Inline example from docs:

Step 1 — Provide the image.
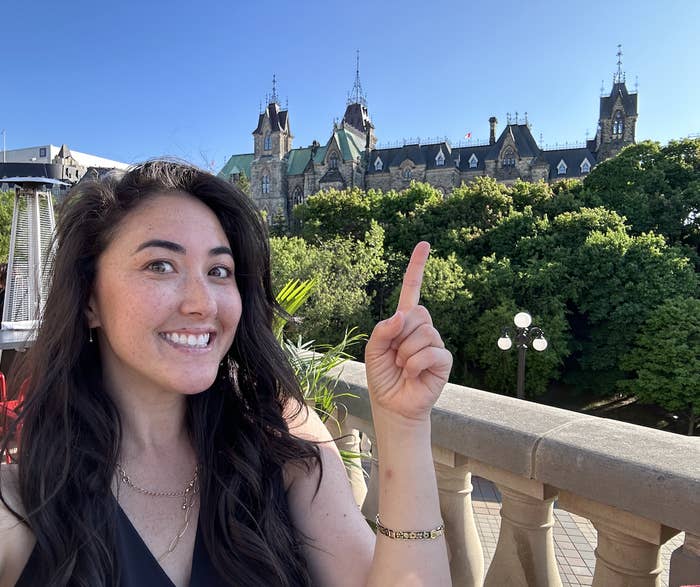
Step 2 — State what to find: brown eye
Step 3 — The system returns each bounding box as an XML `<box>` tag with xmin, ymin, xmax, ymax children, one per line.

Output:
<box><xmin>209</xmin><ymin>266</ymin><xmax>232</xmax><ymax>278</ymax></box>
<box><xmin>147</xmin><ymin>261</ymin><xmax>174</xmax><ymax>273</ymax></box>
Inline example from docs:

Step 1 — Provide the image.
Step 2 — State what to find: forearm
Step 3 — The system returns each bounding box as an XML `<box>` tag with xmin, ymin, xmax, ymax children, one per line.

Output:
<box><xmin>367</xmin><ymin>406</ymin><xmax>451</xmax><ymax>586</ymax></box>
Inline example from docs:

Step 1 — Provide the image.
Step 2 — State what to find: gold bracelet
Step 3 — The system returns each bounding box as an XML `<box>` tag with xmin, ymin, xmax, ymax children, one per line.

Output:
<box><xmin>375</xmin><ymin>515</ymin><xmax>445</xmax><ymax>540</ymax></box>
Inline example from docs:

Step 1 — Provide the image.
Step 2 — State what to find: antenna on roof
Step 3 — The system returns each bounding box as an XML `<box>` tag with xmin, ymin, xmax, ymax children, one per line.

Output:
<box><xmin>613</xmin><ymin>44</ymin><xmax>625</xmax><ymax>84</ymax></box>
<box><xmin>348</xmin><ymin>49</ymin><xmax>367</xmax><ymax>107</ymax></box>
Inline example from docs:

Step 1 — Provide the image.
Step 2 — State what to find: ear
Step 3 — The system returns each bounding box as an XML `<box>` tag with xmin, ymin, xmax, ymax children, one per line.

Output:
<box><xmin>85</xmin><ymin>294</ymin><xmax>101</xmax><ymax>328</ymax></box>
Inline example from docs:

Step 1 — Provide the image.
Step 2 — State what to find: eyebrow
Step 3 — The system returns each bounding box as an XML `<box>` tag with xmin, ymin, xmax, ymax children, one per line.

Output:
<box><xmin>134</xmin><ymin>239</ymin><xmax>234</xmax><ymax>258</ymax></box>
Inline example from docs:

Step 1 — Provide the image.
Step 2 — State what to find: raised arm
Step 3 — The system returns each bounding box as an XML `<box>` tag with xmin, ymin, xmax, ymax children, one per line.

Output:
<box><xmin>363</xmin><ymin>241</ymin><xmax>451</xmax><ymax>585</ymax></box>
<box><xmin>286</xmin><ymin>242</ymin><xmax>451</xmax><ymax>586</ymax></box>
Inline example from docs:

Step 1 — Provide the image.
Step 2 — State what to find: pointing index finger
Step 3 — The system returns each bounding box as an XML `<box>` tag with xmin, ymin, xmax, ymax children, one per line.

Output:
<box><xmin>397</xmin><ymin>241</ymin><xmax>430</xmax><ymax>312</ymax></box>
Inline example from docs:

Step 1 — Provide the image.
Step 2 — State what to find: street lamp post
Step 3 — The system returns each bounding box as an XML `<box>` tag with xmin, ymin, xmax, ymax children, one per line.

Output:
<box><xmin>497</xmin><ymin>311</ymin><xmax>548</xmax><ymax>400</ymax></box>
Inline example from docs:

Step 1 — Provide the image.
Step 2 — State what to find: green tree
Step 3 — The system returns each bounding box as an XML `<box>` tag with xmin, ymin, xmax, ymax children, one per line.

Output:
<box><xmin>270</xmin><ymin>222</ymin><xmax>386</xmax><ymax>344</ymax></box>
<box><xmin>620</xmin><ymin>297</ymin><xmax>700</xmax><ymax>435</ymax></box>
<box><xmin>0</xmin><ymin>191</ymin><xmax>15</xmax><ymax>263</ymax></box>
<box><xmin>582</xmin><ymin>139</ymin><xmax>700</xmax><ymax>246</ymax></box>
<box><xmin>295</xmin><ymin>187</ymin><xmax>379</xmax><ymax>241</ymax></box>
<box><xmin>569</xmin><ymin>229</ymin><xmax>698</xmax><ymax>392</ymax></box>
<box><xmin>235</xmin><ymin>171</ymin><xmax>250</xmax><ymax>196</ymax></box>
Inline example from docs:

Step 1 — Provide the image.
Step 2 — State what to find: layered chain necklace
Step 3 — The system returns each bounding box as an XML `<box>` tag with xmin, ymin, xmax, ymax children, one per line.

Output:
<box><xmin>115</xmin><ymin>463</ymin><xmax>200</xmax><ymax>562</ymax></box>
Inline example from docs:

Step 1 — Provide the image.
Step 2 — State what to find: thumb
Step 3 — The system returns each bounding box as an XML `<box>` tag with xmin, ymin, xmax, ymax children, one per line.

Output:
<box><xmin>366</xmin><ymin>311</ymin><xmax>404</xmax><ymax>356</ymax></box>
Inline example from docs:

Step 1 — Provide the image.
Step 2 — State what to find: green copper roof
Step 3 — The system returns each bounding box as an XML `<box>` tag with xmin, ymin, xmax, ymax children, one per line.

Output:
<box><xmin>334</xmin><ymin>127</ymin><xmax>363</xmax><ymax>162</ymax></box>
<box><xmin>287</xmin><ymin>148</ymin><xmax>314</xmax><ymax>175</ymax></box>
<box><xmin>218</xmin><ymin>153</ymin><xmax>253</xmax><ymax>180</ymax></box>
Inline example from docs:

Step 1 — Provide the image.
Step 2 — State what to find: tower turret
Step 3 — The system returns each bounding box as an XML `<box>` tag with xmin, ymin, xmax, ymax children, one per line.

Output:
<box><xmin>341</xmin><ymin>50</ymin><xmax>376</xmax><ymax>149</ymax></box>
<box><xmin>595</xmin><ymin>45</ymin><xmax>638</xmax><ymax>160</ymax></box>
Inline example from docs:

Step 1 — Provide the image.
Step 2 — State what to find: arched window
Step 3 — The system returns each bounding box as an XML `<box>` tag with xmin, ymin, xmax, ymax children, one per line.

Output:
<box><xmin>402</xmin><ymin>167</ymin><xmax>412</xmax><ymax>180</ymax></box>
<box><xmin>264</xmin><ymin>132</ymin><xmax>272</xmax><ymax>151</ymax></box>
<box><xmin>262</xmin><ymin>174</ymin><xmax>270</xmax><ymax>194</ymax></box>
<box><xmin>292</xmin><ymin>186</ymin><xmax>304</xmax><ymax>206</ymax></box>
<box><xmin>502</xmin><ymin>148</ymin><xmax>516</xmax><ymax>168</ymax></box>
<box><xmin>612</xmin><ymin>111</ymin><xmax>624</xmax><ymax>138</ymax></box>
<box><xmin>329</xmin><ymin>152</ymin><xmax>339</xmax><ymax>169</ymax></box>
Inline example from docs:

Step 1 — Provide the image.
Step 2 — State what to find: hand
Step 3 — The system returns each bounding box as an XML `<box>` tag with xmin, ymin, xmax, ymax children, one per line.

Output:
<box><xmin>364</xmin><ymin>242</ymin><xmax>453</xmax><ymax>423</ymax></box>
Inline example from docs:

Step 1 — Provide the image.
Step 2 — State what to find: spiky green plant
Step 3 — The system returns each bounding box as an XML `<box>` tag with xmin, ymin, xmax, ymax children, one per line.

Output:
<box><xmin>275</xmin><ymin>280</ymin><xmax>368</xmax><ymax>471</ymax></box>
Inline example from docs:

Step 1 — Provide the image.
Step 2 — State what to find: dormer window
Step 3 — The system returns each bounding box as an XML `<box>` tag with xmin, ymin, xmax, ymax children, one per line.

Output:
<box><xmin>374</xmin><ymin>157</ymin><xmax>383</xmax><ymax>171</ymax></box>
<box><xmin>264</xmin><ymin>132</ymin><xmax>272</xmax><ymax>151</ymax></box>
<box><xmin>557</xmin><ymin>159</ymin><xmax>567</xmax><ymax>175</ymax></box>
<box><xmin>469</xmin><ymin>153</ymin><xmax>478</xmax><ymax>169</ymax></box>
<box><xmin>612</xmin><ymin>110</ymin><xmax>624</xmax><ymax>139</ymax></box>
<box><xmin>580</xmin><ymin>158</ymin><xmax>591</xmax><ymax>174</ymax></box>
<box><xmin>502</xmin><ymin>148</ymin><xmax>516</xmax><ymax>168</ymax></box>
<box><xmin>435</xmin><ymin>149</ymin><xmax>445</xmax><ymax>167</ymax></box>
<box><xmin>402</xmin><ymin>167</ymin><xmax>412</xmax><ymax>180</ymax></box>
<box><xmin>262</xmin><ymin>174</ymin><xmax>270</xmax><ymax>194</ymax></box>
<box><xmin>329</xmin><ymin>152</ymin><xmax>339</xmax><ymax>169</ymax></box>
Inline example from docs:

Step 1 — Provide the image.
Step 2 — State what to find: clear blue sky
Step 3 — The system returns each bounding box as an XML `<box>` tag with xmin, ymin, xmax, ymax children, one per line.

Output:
<box><xmin>4</xmin><ymin>0</ymin><xmax>699</xmax><ymax>171</ymax></box>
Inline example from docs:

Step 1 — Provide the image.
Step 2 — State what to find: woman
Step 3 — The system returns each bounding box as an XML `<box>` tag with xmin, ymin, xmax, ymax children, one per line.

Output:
<box><xmin>0</xmin><ymin>160</ymin><xmax>452</xmax><ymax>586</ymax></box>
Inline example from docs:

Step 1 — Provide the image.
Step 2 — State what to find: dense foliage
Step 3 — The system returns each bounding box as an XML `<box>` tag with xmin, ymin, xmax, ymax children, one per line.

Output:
<box><xmin>270</xmin><ymin>139</ymin><xmax>700</xmax><ymax>433</ymax></box>
<box><xmin>0</xmin><ymin>191</ymin><xmax>14</xmax><ymax>263</ymax></box>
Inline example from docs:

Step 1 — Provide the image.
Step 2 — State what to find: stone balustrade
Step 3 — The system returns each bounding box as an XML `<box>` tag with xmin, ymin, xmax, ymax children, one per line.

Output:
<box><xmin>328</xmin><ymin>359</ymin><xmax>700</xmax><ymax>586</ymax></box>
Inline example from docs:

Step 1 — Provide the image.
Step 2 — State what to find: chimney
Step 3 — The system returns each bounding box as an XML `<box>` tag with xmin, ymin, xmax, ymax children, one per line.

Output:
<box><xmin>489</xmin><ymin>117</ymin><xmax>498</xmax><ymax>145</ymax></box>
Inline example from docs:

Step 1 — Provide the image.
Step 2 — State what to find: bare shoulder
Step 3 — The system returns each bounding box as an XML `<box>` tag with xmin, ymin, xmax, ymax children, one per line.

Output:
<box><xmin>282</xmin><ymin>399</ymin><xmax>336</xmax><ymax>490</ymax></box>
<box><xmin>283</xmin><ymin>399</ymin><xmax>335</xmax><ymax>444</ymax></box>
<box><xmin>0</xmin><ymin>463</ymin><xmax>35</xmax><ymax>586</ymax></box>
<box><xmin>282</xmin><ymin>400</ymin><xmax>375</xmax><ymax>585</ymax></box>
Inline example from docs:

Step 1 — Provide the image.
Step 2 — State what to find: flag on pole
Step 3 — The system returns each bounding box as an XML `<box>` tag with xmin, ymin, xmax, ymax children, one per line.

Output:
<box><xmin>464</xmin><ymin>132</ymin><xmax>472</xmax><ymax>139</ymax></box>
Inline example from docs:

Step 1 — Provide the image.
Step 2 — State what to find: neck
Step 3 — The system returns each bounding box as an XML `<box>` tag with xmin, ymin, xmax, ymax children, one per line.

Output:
<box><xmin>107</xmin><ymin>383</ymin><xmax>193</xmax><ymax>466</ymax></box>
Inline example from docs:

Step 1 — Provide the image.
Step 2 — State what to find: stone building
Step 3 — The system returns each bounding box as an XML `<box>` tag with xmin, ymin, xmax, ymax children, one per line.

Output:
<box><xmin>219</xmin><ymin>51</ymin><xmax>638</xmax><ymax>223</ymax></box>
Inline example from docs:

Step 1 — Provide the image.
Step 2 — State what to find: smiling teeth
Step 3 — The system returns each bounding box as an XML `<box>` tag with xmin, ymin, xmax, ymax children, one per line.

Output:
<box><xmin>163</xmin><ymin>332</ymin><xmax>210</xmax><ymax>348</ymax></box>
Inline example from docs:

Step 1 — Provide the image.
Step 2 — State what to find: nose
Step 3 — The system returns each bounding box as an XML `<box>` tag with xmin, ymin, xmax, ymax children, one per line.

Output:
<box><xmin>179</xmin><ymin>273</ymin><xmax>217</xmax><ymax>317</ymax></box>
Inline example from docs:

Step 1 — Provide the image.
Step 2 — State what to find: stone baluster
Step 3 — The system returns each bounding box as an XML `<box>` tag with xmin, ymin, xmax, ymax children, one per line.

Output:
<box><xmin>360</xmin><ymin>429</ymin><xmax>379</xmax><ymax>523</ymax></box>
<box><xmin>333</xmin><ymin>415</ymin><xmax>368</xmax><ymax>507</ymax></box>
<box><xmin>557</xmin><ymin>490</ymin><xmax>679</xmax><ymax>587</ymax></box>
<box><xmin>670</xmin><ymin>533</ymin><xmax>700</xmax><ymax>587</ymax></box>
<box><xmin>484</xmin><ymin>484</ymin><xmax>562</xmax><ymax>586</ymax></box>
<box><xmin>433</xmin><ymin>451</ymin><xmax>484</xmax><ymax>587</ymax></box>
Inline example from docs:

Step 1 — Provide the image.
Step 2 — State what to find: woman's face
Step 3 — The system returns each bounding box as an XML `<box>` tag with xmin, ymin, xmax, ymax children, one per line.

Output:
<box><xmin>87</xmin><ymin>192</ymin><xmax>242</xmax><ymax>399</ymax></box>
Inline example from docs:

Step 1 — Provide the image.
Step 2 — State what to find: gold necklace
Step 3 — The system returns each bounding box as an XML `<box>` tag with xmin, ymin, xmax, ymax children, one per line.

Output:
<box><xmin>116</xmin><ymin>463</ymin><xmax>200</xmax><ymax>562</ymax></box>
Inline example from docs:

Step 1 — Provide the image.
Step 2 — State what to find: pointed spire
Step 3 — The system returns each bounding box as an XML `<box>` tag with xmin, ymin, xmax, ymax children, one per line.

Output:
<box><xmin>613</xmin><ymin>44</ymin><xmax>625</xmax><ymax>84</ymax></box>
<box><xmin>270</xmin><ymin>74</ymin><xmax>279</xmax><ymax>105</ymax></box>
<box><xmin>348</xmin><ymin>49</ymin><xmax>367</xmax><ymax>107</ymax></box>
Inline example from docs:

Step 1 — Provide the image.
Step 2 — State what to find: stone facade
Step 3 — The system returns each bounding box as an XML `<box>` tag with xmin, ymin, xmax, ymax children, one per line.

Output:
<box><xmin>220</xmin><ymin>61</ymin><xmax>638</xmax><ymax>225</ymax></box>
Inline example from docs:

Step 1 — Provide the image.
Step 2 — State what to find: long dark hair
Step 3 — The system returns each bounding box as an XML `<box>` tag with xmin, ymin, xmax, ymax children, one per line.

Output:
<box><xmin>1</xmin><ymin>160</ymin><xmax>320</xmax><ymax>586</ymax></box>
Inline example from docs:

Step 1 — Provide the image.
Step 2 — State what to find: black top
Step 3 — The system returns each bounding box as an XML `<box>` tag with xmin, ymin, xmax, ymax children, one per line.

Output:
<box><xmin>15</xmin><ymin>504</ymin><xmax>229</xmax><ymax>586</ymax></box>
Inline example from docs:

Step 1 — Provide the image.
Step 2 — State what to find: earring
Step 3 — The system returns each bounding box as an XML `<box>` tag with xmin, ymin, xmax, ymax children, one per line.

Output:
<box><xmin>89</xmin><ymin>328</ymin><xmax>94</xmax><ymax>343</ymax></box>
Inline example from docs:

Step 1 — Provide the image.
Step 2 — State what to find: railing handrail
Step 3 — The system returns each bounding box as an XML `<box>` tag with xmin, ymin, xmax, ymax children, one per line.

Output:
<box><xmin>332</xmin><ymin>358</ymin><xmax>700</xmax><ymax>536</ymax></box>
